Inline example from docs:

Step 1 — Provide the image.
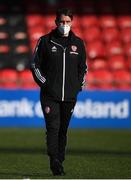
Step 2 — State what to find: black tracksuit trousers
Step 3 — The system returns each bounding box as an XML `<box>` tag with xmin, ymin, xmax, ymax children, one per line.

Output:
<box><xmin>40</xmin><ymin>94</ymin><xmax>76</xmax><ymax>163</ymax></box>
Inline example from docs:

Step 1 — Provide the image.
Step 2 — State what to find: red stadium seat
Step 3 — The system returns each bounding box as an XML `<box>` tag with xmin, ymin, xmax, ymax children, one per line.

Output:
<box><xmin>28</xmin><ymin>26</ymin><xmax>44</xmax><ymax>34</ymax></box>
<box><xmin>108</xmin><ymin>55</ymin><xmax>126</xmax><ymax>71</ymax></box>
<box><xmin>81</xmin><ymin>15</ymin><xmax>99</xmax><ymax>28</ymax></box>
<box><xmin>106</xmin><ymin>41</ymin><xmax>124</xmax><ymax>56</ymax></box>
<box><xmin>26</xmin><ymin>15</ymin><xmax>43</xmax><ymax>27</ymax></box>
<box><xmin>0</xmin><ymin>16</ymin><xmax>7</xmax><ymax>25</ymax></box>
<box><xmin>85</xmin><ymin>71</ymin><xmax>97</xmax><ymax>89</ymax></box>
<box><xmin>113</xmin><ymin>70</ymin><xmax>131</xmax><ymax>90</ymax></box>
<box><xmin>0</xmin><ymin>69</ymin><xmax>18</xmax><ymax>89</ymax></box>
<box><xmin>28</xmin><ymin>27</ymin><xmax>44</xmax><ymax>41</ymax></box>
<box><xmin>102</xmin><ymin>27</ymin><xmax>120</xmax><ymax>43</ymax></box>
<box><xmin>0</xmin><ymin>71</ymin><xmax>3</xmax><ymax>87</ymax></box>
<box><xmin>30</xmin><ymin>41</ymin><xmax>37</xmax><ymax>52</ymax></box>
<box><xmin>44</xmin><ymin>15</ymin><xmax>56</xmax><ymax>29</ymax></box>
<box><xmin>124</xmin><ymin>42</ymin><xmax>131</xmax><ymax>57</ymax></box>
<box><xmin>121</xmin><ymin>28</ymin><xmax>131</xmax><ymax>43</ymax></box>
<box><xmin>86</xmin><ymin>41</ymin><xmax>106</xmax><ymax>59</ymax></box>
<box><xmin>126</xmin><ymin>57</ymin><xmax>131</xmax><ymax>70</ymax></box>
<box><xmin>117</xmin><ymin>16</ymin><xmax>131</xmax><ymax>29</ymax></box>
<box><xmin>99</xmin><ymin>16</ymin><xmax>117</xmax><ymax>29</ymax></box>
<box><xmin>0</xmin><ymin>32</ymin><xmax>9</xmax><ymax>40</ymax></box>
<box><xmin>0</xmin><ymin>45</ymin><xmax>10</xmax><ymax>54</ymax></box>
<box><xmin>83</xmin><ymin>27</ymin><xmax>101</xmax><ymax>43</ymax></box>
<box><xmin>72</xmin><ymin>27</ymin><xmax>83</xmax><ymax>38</ymax></box>
<box><xmin>18</xmin><ymin>70</ymin><xmax>38</xmax><ymax>89</ymax></box>
<box><xmin>13</xmin><ymin>32</ymin><xmax>27</xmax><ymax>40</ymax></box>
<box><xmin>72</xmin><ymin>15</ymin><xmax>80</xmax><ymax>28</ymax></box>
<box><xmin>86</xmin><ymin>70</ymin><xmax>113</xmax><ymax>90</ymax></box>
<box><xmin>14</xmin><ymin>45</ymin><xmax>30</xmax><ymax>54</ymax></box>
<box><xmin>91</xmin><ymin>58</ymin><xmax>107</xmax><ymax>70</ymax></box>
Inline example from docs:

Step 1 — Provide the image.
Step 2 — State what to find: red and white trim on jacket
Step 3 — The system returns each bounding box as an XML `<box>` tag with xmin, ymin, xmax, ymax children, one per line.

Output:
<box><xmin>32</xmin><ymin>38</ymin><xmax>46</xmax><ymax>84</ymax></box>
<box><xmin>34</xmin><ymin>67</ymin><xmax>46</xmax><ymax>83</ymax></box>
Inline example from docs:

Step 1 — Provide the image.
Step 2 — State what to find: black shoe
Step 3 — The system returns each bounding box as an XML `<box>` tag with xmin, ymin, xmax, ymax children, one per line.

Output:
<box><xmin>50</xmin><ymin>158</ymin><xmax>65</xmax><ymax>176</ymax></box>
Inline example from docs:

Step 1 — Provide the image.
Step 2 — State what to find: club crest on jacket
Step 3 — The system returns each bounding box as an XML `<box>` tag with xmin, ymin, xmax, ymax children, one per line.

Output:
<box><xmin>71</xmin><ymin>45</ymin><xmax>77</xmax><ymax>51</ymax></box>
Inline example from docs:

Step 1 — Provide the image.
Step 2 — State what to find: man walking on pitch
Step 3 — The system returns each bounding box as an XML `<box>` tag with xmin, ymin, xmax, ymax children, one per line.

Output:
<box><xmin>31</xmin><ymin>8</ymin><xmax>87</xmax><ymax>176</ymax></box>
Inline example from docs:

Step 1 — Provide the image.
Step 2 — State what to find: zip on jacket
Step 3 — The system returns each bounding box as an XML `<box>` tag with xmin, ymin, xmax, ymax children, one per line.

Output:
<box><xmin>51</xmin><ymin>40</ymin><xmax>66</xmax><ymax>101</ymax></box>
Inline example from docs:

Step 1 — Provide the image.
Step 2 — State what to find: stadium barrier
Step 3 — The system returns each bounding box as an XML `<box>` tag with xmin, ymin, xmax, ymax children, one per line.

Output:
<box><xmin>0</xmin><ymin>89</ymin><xmax>131</xmax><ymax>128</ymax></box>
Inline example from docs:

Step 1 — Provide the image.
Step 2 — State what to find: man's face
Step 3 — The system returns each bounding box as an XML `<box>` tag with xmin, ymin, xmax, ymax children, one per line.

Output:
<box><xmin>57</xmin><ymin>14</ymin><xmax>72</xmax><ymax>28</ymax></box>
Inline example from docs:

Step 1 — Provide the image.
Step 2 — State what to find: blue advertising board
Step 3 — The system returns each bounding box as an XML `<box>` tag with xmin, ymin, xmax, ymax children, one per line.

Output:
<box><xmin>0</xmin><ymin>89</ymin><xmax>131</xmax><ymax>128</ymax></box>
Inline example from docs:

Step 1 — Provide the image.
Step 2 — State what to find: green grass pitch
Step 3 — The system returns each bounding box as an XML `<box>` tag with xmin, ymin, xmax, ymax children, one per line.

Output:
<box><xmin>0</xmin><ymin>128</ymin><xmax>131</xmax><ymax>179</ymax></box>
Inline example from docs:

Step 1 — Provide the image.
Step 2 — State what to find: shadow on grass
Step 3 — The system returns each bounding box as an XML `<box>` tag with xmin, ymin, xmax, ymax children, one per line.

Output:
<box><xmin>0</xmin><ymin>171</ymin><xmax>52</xmax><ymax>179</ymax></box>
<box><xmin>0</xmin><ymin>147</ymin><xmax>131</xmax><ymax>156</ymax></box>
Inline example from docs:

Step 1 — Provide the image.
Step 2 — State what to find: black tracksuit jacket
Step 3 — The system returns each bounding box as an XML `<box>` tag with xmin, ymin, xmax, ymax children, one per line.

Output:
<box><xmin>31</xmin><ymin>29</ymin><xmax>87</xmax><ymax>102</ymax></box>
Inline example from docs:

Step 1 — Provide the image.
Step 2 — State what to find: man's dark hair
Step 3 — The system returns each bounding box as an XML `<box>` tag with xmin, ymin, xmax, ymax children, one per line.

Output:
<box><xmin>56</xmin><ymin>8</ymin><xmax>73</xmax><ymax>21</ymax></box>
